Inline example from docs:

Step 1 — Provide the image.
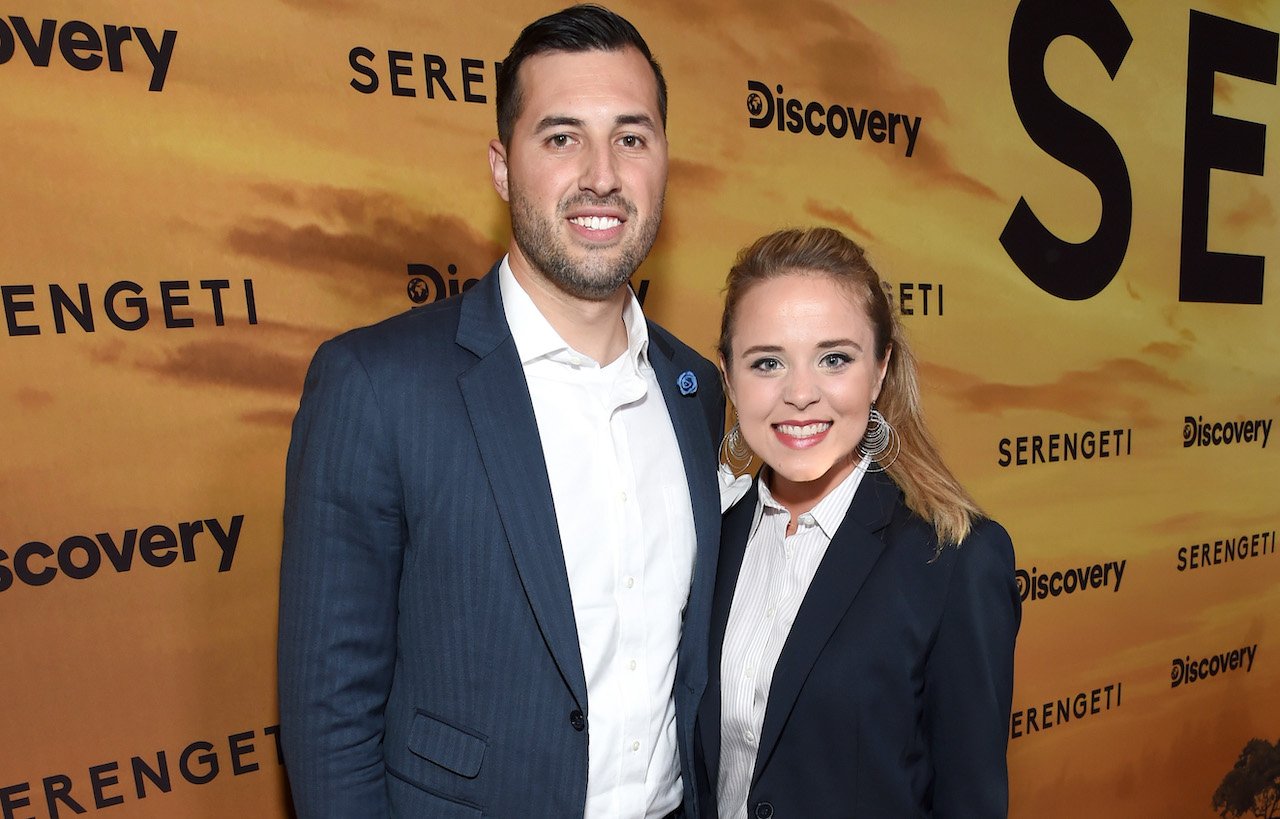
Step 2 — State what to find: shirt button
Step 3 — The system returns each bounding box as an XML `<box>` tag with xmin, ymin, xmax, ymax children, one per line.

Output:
<box><xmin>785</xmin><ymin>546</ymin><xmax>794</xmax><ymax>559</ymax></box>
<box><xmin>744</xmin><ymin>729</ymin><xmax>756</xmax><ymax>743</ymax></box>
<box><xmin>629</xmin><ymin>659</ymin><xmax>637</xmax><ymax>671</ymax></box>
<box><xmin>765</xmin><ymin>606</ymin><xmax>776</xmax><ymax>618</ymax></box>
<box><xmin>631</xmin><ymin>740</ymin><xmax>641</xmax><ymax>751</ymax></box>
<box><xmin>744</xmin><ymin>665</ymin><xmax>754</xmax><ymax>678</ymax></box>
<box><xmin>625</xmin><ymin>576</ymin><xmax>635</xmax><ymax>589</ymax></box>
<box><xmin>569</xmin><ymin>355</ymin><xmax>582</xmax><ymax>366</ymax></box>
<box><xmin>619</xmin><ymin>490</ymin><xmax>628</xmax><ymax>502</ymax></box>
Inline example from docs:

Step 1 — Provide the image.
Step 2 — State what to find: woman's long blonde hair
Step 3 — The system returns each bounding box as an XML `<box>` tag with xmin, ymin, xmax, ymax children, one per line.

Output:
<box><xmin>719</xmin><ymin>227</ymin><xmax>981</xmax><ymax>546</ymax></box>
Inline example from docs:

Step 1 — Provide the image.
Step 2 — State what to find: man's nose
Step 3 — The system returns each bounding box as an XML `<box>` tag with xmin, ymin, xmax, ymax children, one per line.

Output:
<box><xmin>578</xmin><ymin>141</ymin><xmax>621</xmax><ymax>197</ymax></box>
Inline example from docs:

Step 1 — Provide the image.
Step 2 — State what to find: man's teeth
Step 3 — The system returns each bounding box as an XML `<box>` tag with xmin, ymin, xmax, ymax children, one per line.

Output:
<box><xmin>570</xmin><ymin>216</ymin><xmax>621</xmax><ymax>231</ymax></box>
<box><xmin>777</xmin><ymin>422</ymin><xmax>831</xmax><ymax>437</ymax></box>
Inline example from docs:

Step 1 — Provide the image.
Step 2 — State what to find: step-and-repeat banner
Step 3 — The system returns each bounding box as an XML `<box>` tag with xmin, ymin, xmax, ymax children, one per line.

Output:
<box><xmin>2</xmin><ymin>1</ymin><xmax>1276</xmax><ymax>816</ymax></box>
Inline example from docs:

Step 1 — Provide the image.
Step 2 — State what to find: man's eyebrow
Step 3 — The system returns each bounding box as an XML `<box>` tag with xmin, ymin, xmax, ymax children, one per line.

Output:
<box><xmin>534</xmin><ymin>115</ymin><xmax>584</xmax><ymax>132</ymax></box>
<box><xmin>615</xmin><ymin>113</ymin><xmax>658</xmax><ymax>130</ymax></box>
<box><xmin>532</xmin><ymin>114</ymin><xmax>658</xmax><ymax>132</ymax></box>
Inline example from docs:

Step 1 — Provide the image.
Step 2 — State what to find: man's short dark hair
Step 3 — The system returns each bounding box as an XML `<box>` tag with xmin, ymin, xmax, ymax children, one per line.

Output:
<box><xmin>496</xmin><ymin>4</ymin><xmax>667</xmax><ymax>146</ymax></box>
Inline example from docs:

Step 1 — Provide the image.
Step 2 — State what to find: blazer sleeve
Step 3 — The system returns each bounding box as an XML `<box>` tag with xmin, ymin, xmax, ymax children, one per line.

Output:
<box><xmin>924</xmin><ymin>519</ymin><xmax>1021</xmax><ymax>818</ymax></box>
<box><xmin>278</xmin><ymin>338</ymin><xmax>406</xmax><ymax>818</ymax></box>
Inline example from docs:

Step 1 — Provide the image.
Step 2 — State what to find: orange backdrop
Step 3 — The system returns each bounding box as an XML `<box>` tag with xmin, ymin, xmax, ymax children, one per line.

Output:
<box><xmin>2</xmin><ymin>1</ymin><xmax>1277</xmax><ymax>816</ymax></box>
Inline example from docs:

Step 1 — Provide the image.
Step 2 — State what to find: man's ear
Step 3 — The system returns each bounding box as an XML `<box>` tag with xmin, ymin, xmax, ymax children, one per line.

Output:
<box><xmin>489</xmin><ymin>139</ymin><xmax>511</xmax><ymax>202</ymax></box>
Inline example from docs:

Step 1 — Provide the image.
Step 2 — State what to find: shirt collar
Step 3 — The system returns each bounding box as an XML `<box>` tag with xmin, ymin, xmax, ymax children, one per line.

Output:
<box><xmin>499</xmin><ymin>255</ymin><xmax>650</xmax><ymax>369</ymax></box>
<box><xmin>754</xmin><ymin>455</ymin><xmax>872</xmax><ymax>540</ymax></box>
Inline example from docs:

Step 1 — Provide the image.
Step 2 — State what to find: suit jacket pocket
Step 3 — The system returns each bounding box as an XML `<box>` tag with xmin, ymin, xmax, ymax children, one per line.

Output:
<box><xmin>407</xmin><ymin>710</ymin><xmax>488</xmax><ymax>779</ymax></box>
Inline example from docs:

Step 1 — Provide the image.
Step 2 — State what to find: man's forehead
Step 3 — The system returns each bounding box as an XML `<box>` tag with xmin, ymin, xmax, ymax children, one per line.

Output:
<box><xmin>517</xmin><ymin>47</ymin><xmax>660</xmax><ymax>110</ymax></box>
<box><xmin>524</xmin><ymin>44</ymin><xmax>646</xmax><ymax>69</ymax></box>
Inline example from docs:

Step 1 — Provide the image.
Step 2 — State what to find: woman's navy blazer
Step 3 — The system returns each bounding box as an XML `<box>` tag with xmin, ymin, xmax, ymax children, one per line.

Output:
<box><xmin>696</xmin><ymin>470</ymin><xmax>1020</xmax><ymax>818</ymax></box>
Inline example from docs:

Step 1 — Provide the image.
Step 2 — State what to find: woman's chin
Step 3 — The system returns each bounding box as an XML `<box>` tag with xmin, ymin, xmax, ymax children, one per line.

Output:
<box><xmin>765</xmin><ymin>455</ymin><xmax>854</xmax><ymax>491</ymax></box>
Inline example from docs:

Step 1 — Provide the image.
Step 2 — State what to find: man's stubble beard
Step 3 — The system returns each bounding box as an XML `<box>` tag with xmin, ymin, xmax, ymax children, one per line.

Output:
<box><xmin>509</xmin><ymin>183</ymin><xmax>664</xmax><ymax>302</ymax></box>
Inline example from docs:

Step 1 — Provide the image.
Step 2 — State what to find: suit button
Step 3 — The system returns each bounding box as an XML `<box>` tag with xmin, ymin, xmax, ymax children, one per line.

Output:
<box><xmin>754</xmin><ymin>802</ymin><xmax>774</xmax><ymax>819</ymax></box>
<box><xmin>569</xmin><ymin>709</ymin><xmax>586</xmax><ymax>732</ymax></box>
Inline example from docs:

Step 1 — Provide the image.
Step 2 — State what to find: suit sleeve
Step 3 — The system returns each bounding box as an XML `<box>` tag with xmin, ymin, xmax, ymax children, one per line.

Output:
<box><xmin>278</xmin><ymin>338</ymin><xmax>405</xmax><ymax>818</ymax></box>
<box><xmin>924</xmin><ymin>519</ymin><xmax>1021</xmax><ymax>818</ymax></box>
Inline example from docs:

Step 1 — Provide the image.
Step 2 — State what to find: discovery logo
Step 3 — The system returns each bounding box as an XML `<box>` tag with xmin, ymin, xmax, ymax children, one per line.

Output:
<box><xmin>745</xmin><ymin>80</ymin><xmax>922</xmax><ymax>157</ymax></box>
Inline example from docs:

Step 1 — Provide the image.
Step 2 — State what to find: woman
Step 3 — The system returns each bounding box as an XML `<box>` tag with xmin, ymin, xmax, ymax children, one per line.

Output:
<box><xmin>698</xmin><ymin>227</ymin><xmax>1019</xmax><ymax>819</ymax></box>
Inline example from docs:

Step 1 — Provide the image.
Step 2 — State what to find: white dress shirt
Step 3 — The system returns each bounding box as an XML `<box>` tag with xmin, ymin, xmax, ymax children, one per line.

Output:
<box><xmin>500</xmin><ymin>258</ymin><xmax>696</xmax><ymax>819</ymax></box>
<box><xmin>717</xmin><ymin>457</ymin><xmax>871</xmax><ymax>819</ymax></box>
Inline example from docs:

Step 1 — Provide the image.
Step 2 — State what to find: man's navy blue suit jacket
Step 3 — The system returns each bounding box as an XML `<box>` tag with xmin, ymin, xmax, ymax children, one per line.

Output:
<box><xmin>279</xmin><ymin>265</ymin><xmax>724</xmax><ymax>817</ymax></box>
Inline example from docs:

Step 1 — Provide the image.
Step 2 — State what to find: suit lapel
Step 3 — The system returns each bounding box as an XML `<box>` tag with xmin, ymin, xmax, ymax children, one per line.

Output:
<box><xmin>699</xmin><ymin>480</ymin><xmax>759</xmax><ymax>788</ymax></box>
<box><xmin>456</xmin><ymin>267</ymin><xmax>587</xmax><ymax>708</ymax></box>
<box><xmin>751</xmin><ymin>469</ymin><xmax>900</xmax><ymax>783</ymax></box>
<box><xmin>648</xmin><ymin>331</ymin><xmax>720</xmax><ymax>696</ymax></box>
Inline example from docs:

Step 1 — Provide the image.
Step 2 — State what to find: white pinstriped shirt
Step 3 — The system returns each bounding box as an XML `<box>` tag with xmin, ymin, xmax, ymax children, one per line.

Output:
<box><xmin>717</xmin><ymin>456</ymin><xmax>871</xmax><ymax>819</ymax></box>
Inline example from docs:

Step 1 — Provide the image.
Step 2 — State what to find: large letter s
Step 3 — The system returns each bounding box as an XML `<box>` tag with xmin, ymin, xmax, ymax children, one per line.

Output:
<box><xmin>1001</xmin><ymin>0</ymin><xmax>1133</xmax><ymax>300</ymax></box>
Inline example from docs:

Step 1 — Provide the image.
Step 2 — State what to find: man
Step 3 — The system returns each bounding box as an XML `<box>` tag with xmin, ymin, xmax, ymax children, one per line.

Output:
<box><xmin>277</xmin><ymin>6</ymin><xmax>723</xmax><ymax>817</ymax></box>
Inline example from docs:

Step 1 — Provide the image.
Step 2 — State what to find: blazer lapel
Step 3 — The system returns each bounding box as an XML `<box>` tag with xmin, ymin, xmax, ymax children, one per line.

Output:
<box><xmin>648</xmin><ymin>331</ymin><xmax>721</xmax><ymax>697</ymax></box>
<box><xmin>751</xmin><ymin>469</ymin><xmax>900</xmax><ymax>783</ymax></box>
<box><xmin>455</xmin><ymin>267</ymin><xmax>587</xmax><ymax>709</ymax></box>
<box><xmin>699</xmin><ymin>480</ymin><xmax>760</xmax><ymax>788</ymax></box>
